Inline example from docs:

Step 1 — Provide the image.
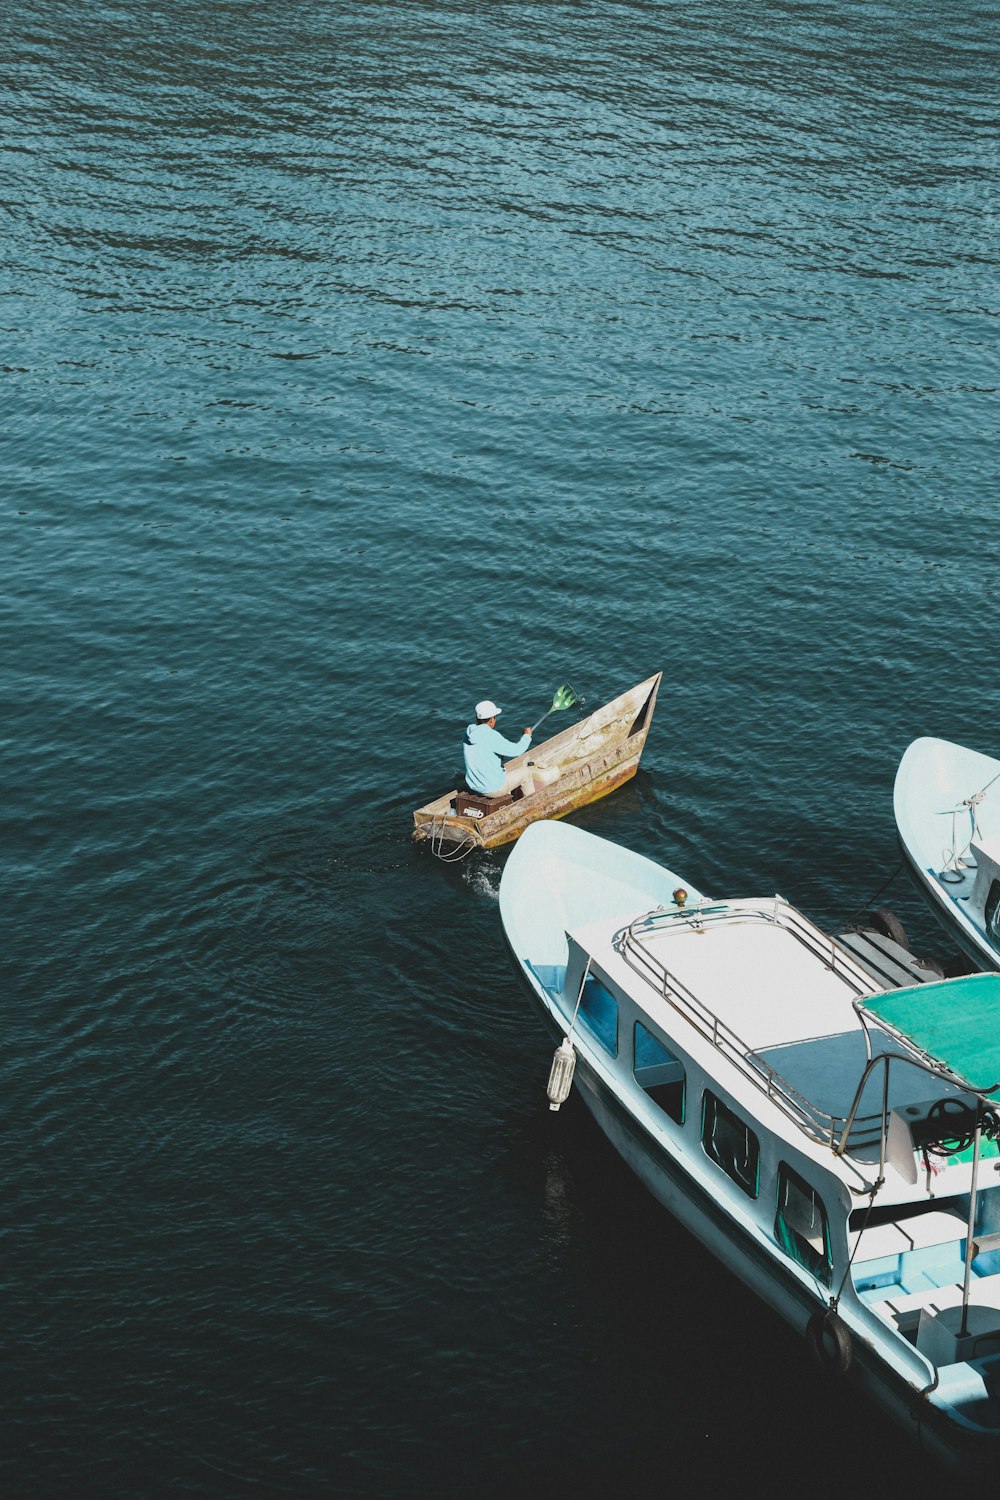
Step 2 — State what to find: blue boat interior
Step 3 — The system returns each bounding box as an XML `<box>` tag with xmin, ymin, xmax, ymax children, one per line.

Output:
<box><xmin>526</xmin><ymin>961</ymin><xmax>567</xmax><ymax>998</ymax></box>
<box><xmin>855</xmin><ymin>1241</ymin><xmax>1000</xmax><ymax>1306</ymax></box>
<box><xmin>852</xmin><ymin>1187</ymin><xmax>1000</xmax><ymax>1319</ymax></box>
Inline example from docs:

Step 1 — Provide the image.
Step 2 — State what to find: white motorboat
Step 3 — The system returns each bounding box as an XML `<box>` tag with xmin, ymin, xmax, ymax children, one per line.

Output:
<box><xmin>895</xmin><ymin>736</ymin><xmax>1000</xmax><ymax>972</ymax></box>
<box><xmin>499</xmin><ymin>820</ymin><xmax>1000</xmax><ymax>1474</ymax></box>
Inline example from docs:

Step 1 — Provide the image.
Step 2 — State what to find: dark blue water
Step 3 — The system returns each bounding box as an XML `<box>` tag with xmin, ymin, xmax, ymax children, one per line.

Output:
<box><xmin>4</xmin><ymin>2</ymin><xmax>998</xmax><ymax>1494</ymax></box>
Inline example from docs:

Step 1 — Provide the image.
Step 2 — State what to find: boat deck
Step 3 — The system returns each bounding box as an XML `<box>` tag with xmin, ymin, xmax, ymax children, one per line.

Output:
<box><xmin>834</xmin><ymin>927</ymin><xmax>945</xmax><ymax>990</ymax></box>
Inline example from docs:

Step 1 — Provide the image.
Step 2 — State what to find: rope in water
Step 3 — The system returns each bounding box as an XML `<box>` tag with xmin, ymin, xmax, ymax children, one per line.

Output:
<box><xmin>428</xmin><ymin>811</ymin><xmax>480</xmax><ymax>862</ymax></box>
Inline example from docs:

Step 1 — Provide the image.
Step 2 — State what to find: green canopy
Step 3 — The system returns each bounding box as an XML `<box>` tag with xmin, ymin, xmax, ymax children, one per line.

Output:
<box><xmin>859</xmin><ymin>973</ymin><xmax>1000</xmax><ymax>1092</ymax></box>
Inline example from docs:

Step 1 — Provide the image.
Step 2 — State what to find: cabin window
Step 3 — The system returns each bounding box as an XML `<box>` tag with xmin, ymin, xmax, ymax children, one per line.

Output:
<box><xmin>633</xmin><ymin>1022</ymin><xmax>685</xmax><ymax>1123</ymax></box>
<box><xmin>986</xmin><ymin>881</ymin><xmax>1000</xmax><ymax>942</ymax></box>
<box><xmin>701</xmin><ymin>1093</ymin><xmax>759</xmax><ymax>1198</ymax></box>
<box><xmin>578</xmin><ymin>974</ymin><xmax>618</xmax><ymax>1057</ymax></box>
<box><xmin>775</xmin><ymin>1164</ymin><xmax>832</xmax><ymax>1286</ymax></box>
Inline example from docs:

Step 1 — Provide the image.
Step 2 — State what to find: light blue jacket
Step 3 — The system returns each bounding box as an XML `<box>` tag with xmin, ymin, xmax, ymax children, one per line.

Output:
<box><xmin>463</xmin><ymin>722</ymin><xmax>531</xmax><ymax>794</ymax></box>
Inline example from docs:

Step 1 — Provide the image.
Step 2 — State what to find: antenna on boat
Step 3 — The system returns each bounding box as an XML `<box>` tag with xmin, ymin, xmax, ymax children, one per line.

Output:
<box><xmin>531</xmin><ymin>683</ymin><xmax>583</xmax><ymax>736</ymax></box>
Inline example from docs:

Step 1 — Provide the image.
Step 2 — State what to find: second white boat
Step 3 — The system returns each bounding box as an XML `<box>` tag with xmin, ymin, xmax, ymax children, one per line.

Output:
<box><xmin>894</xmin><ymin>736</ymin><xmax>1000</xmax><ymax>971</ymax></box>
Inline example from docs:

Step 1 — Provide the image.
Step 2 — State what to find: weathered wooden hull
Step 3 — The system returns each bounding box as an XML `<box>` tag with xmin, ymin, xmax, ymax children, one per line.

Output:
<box><xmin>412</xmin><ymin>672</ymin><xmax>662</xmax><ymax>851</ymax></box>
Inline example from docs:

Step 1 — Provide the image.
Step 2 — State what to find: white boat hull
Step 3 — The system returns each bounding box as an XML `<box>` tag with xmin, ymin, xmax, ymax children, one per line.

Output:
<box><xmin>894</xmin><ymin>736</ymin><xmax>1000</xmax><ymax>971</ymax></box>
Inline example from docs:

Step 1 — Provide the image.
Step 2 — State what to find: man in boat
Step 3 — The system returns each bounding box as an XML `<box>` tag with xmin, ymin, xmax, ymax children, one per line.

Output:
<box><xmin>463</xmin><ymin>699</ymin><xmax>534</xmax><ymax>798</ymax></box>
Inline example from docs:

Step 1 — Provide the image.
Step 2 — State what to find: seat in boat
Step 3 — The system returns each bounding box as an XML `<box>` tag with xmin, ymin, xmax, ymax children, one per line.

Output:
<box><xmin>454</xmin><ymin>789</ymin><xmax>515</xmax><ymax>816</ymax></box>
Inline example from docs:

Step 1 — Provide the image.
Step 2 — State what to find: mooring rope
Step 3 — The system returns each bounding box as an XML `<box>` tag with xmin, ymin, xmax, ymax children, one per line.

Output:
<box><xmin>843</xmin><ymin>864</ymin><xmax>903</xmax><ymax>930</ymax></box>
<box><xmin>833</xmin><ymin>1181</ymin><xmax>882</xmax><ymax>1309</ymax></box>
<box><xmin>939</xmin><ymin>772</ymin><xmax>999</xmax><ymax>871</ymax></box>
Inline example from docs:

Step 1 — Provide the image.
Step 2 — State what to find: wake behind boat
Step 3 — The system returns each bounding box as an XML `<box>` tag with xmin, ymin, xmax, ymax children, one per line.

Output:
<box><xmin>895</xmin><ymin>736</ymin><xmax>1000</xmax><ymax>972</ymax></box>
<box><xmin>499</xmin><ymin>820</ymin><xmax>1000</xmax><ymax>1474</ymax></box>
<box><xmin>412</xmin><ymin>671</ymin><xmax>661</xmax><ymax>855</ymax></box>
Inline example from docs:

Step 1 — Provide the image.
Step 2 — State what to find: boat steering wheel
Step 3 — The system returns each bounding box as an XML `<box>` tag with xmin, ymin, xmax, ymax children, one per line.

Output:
<box><xmin>923</xmin><ymin>1097</ymin><xmax>977</xmax><ymax>1157</ymax></box>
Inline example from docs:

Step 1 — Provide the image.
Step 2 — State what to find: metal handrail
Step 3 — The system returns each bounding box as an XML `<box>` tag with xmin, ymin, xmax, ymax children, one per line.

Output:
<box><xmin>617</xmin><ymin>898</ymin><xmax>890</xmax><ymax>1152</ymax></box>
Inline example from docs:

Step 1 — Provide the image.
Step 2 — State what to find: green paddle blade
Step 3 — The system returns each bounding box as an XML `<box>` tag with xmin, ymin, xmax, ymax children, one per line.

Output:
<box><xmin>532</xmin><ymin>683</ymin><xmax>581</xmax><ymax>734</ymax></box>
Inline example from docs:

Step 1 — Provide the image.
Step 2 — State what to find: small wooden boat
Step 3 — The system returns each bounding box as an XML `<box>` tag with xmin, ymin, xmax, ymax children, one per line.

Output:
<box><xmin>895</xmin><ymin>736</ymin><xmax>1000</xmax><ymax>971</ymax></box>
<box><xmin>500</xmin><ymin>819</ymin><xmax>1000</xmax><ymax>1474</ymax></box>
<box><xmin>412</xmin><ymin>671</ymin><xmax>662</xmax><ymax>854</ymax></box>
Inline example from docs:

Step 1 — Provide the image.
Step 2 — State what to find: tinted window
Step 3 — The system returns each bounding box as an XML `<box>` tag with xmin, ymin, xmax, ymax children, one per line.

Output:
<box><xmin>634</xmin><ymin>1022</ymin><xmax>684</xmax><ymax>1123</ymax></box>
<box><xmin>702</xmin><ymin>1092</ymin><xmax>759</xmax><ymax>1198</ymax></box>
<box><xmin>578</xmin><ymin>975</ymin><xmax>618</xmax><ymax>1057</ymax></box>
<box><xmin>775</xmin><ymin>1163</ymin><xmax>832</xmax><ymax>1285</ymax></box>
<box><xmin>986</xmin><ymin>881</ymin><xmax>1000</xmax><ymax>941</ymax></box>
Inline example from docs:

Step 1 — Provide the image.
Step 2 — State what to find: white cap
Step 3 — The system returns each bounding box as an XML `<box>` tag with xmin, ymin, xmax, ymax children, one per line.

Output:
<box><xmin>475</xmin><ymin>699</ymin><xmax>502</xmax><ymax>719</ymax></box>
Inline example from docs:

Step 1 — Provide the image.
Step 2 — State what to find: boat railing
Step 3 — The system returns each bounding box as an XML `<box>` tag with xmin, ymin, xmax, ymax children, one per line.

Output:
<box><xmin>617</xmin><ymin>899</ymin><xmax>886</xmax><ymax>1151</ymax></box>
